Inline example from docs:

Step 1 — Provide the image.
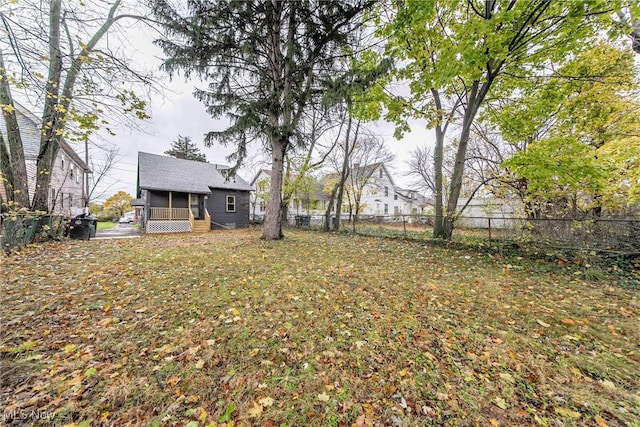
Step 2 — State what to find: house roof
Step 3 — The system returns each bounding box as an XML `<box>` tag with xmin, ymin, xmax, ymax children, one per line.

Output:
<box><xmin>0</xmin><ymin>101</ymin><xmax>89</xmax><ymax>171</ymax></box>
<box><xmin>137</xmin><ymin>152</ymin><xmax>253</xmax><ymax>194</ymax></box>
<box><xmin>351</xmin><ymin>162</ymin><xmax>396</xmax><ymax>187</ymax></box>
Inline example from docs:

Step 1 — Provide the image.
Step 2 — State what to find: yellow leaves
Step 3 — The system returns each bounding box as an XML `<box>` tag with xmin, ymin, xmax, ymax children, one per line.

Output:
<box><xmin>594</xmin><ymin>414</ymin><xmax>608</xmax><ymax>427</ymax></box>
<box><xmin>555</xmin><ymin>407</ymin><xmax>581</xmax><ymax>419</ymax></box>
<box><xmin>63</xmin><ymin>344</ymin><xmax>77</xmax><ymax>353</ymax></box>
<box><xmin>166</xmin><ymin>376</ymin><xmax>181</xmax><ymax>388</ymax></box>
<box><xmin>248</xmin><ymin>402</ymin><xmax>263</xmax><ymax>418</ymax></box>
<box><xmin>0</xmin><ymin>103</ymin><xmax>15</xmax><ymax>113</ymax></box>
<box><xmin>569</xmin><ymin>367</ymin><xmax>582</xmax><ymax>377</ymax></box>
<box><xmin>317</xmin><ymin>392</ymin><xmax>330</xmax><ymax>402</ymax></box>
<box><xmin>494</xmin><ymin>397</ymin><xmax>508</xmax><ymax>410</ymax></box>
<box><xmin>599</xmin><ymin>380</ymin><xmax>616</xmax><ymax>390</ymax></box>
<box><xmin>536</xmin><ymin>319</ymin><xmax>550</xmax><ymax>328</ymax></box>
<box><xmin>498</xmin><ymin>373</ymin><xmax>515</xmax><ymax>383</ymax></box>
<box><xmin>258</xmin><ymin>396</ymin><xmax>274</xmax><ymax>407</ymax></box>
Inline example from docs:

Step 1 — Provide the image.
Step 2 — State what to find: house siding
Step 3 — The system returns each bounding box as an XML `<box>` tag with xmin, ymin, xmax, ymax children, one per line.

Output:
<box><xmin>1</xmin><ymin>106</ymin><xmax>86</xmax><ymax>214</ymax></box>
<box><xmin>207</xmin><ymin>189</ymin><xmax>249</xmax><ymax>229</ymax></box>
<box><xmin>50</xmin><ymin>151</ymin><xmax>85</xmax><ymax>215</ymax></box>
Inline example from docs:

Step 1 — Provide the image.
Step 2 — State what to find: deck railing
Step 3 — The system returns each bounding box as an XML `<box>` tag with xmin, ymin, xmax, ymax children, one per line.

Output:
<box><xmin>149</xmin><ymin>207</ymin><xmax>190</xmax><ymax>220</ymax></box>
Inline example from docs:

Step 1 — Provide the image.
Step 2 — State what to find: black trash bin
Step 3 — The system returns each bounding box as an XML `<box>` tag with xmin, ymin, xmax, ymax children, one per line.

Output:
<box><xmin>294</xmin><ymin>215</ymin><xmax>311</xmax><ymax>228</ymax></box>
<box><xmin>67</xmin><ymin>215</ymin><xmax>95</xmax><ymax>240</ymax></box>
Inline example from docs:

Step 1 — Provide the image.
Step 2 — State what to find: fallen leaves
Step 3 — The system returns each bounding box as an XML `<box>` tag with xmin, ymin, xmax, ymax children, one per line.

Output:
<box><xmin>536</xmin><ymin>319</ymin><xmax>551</xmax><ymax>328</ymax></box>
<box><xmin>1</xmin><ymin>229</ymin><xmax>638</xmax><ymax>426</ymax></box>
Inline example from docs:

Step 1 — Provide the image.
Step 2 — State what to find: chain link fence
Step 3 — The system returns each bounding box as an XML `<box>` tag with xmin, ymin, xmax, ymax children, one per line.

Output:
<box><xmin>285</xmin><ymin>214</ymin><xmax>640</xmax><ymax>258</ymax></box>
<box><xmin>1</xmin><ymin>214</ymin><xmax>66</xmax><ymax>254</ymax></box>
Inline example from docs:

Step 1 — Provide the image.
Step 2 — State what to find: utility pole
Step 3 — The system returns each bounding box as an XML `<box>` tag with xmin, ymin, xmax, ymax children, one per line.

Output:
<box><xmin>84</xmin><ymin>139</ymin><xmax>90</xmax><ymax>212</ymax></box>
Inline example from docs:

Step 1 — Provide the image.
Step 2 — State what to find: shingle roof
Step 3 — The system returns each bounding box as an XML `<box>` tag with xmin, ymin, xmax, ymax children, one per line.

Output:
<box><xmin>137</xmin><ymin>152</ymin><xmax>252</xmax><ymax>194</ymax></box>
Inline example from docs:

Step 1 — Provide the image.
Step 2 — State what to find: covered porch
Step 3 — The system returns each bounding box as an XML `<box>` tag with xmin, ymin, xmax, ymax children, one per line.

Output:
<box><xmin>146</xmin><ymin>191</ymin><xmax>211</xmax><ymax>233</ymax></box>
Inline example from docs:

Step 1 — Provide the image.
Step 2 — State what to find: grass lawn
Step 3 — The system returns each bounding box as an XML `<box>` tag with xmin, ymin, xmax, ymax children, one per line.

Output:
<box><xmin>96</xmin><ymin>221</ymin><xmax>117</xmax><ymax>231</ymax></box>
<box><xmin>1</xmin><ymin>229</ymin><xmax>638</xmax><ymax>426</ymax></box>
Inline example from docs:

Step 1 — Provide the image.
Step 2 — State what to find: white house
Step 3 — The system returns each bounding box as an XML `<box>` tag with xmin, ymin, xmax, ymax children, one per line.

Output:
<box><xmin>0</xmin><ymin>102</ymin><xmax>89</xmax><ymax>215</ymax></box>
<box><xmin>250</xmin><ymin>162</ymin><xmax>430</xmax><ymax>221</ymax></box>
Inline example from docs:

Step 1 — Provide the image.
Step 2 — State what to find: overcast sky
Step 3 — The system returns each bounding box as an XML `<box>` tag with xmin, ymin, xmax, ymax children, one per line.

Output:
<box><xmin>88</xmin><ymin>16</ymin><xmax>434</xmax><ymax>202</ymax></box>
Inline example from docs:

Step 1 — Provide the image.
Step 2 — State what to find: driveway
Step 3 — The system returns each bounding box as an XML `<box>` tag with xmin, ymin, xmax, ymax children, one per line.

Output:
<box><xmin>94</xmin><ymin>223</ymin><xmax>142</xmax><ymax>239</ymax></box>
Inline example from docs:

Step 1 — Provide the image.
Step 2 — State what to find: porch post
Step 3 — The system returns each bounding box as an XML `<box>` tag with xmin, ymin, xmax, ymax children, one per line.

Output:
<box><xmin>169</xmin><ymin>192</ymin><xmax>173</xmax><ymax>220</ymax></box>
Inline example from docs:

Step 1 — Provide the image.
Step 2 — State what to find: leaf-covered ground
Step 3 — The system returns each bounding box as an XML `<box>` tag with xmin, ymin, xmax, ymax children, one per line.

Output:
<box><xmin>1</xmin><ymin>229</ymin><xmax>638</xmax><ymax>426</ymax></box>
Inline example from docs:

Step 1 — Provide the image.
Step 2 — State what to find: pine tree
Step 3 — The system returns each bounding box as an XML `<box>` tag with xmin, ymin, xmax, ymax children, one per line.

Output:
<box><xmin>152</xmin><ymin>0</ymin><xmax>375</xmax><ymax>240</ymax></box>
<box><xmin>164</xmin><ymin>135</ymin><xmax>207</xmax><ymax>162</ymax></box>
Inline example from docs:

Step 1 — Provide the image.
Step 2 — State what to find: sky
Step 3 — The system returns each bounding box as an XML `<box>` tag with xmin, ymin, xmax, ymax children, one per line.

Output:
<box><xmin>88</xmin><ymin>17</ymin><xmax>432</xmax><ymax>202</ymax></box>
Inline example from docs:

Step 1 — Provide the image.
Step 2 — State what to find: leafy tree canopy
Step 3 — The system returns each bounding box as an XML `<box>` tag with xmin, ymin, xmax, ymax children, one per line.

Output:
<box><xmin>103</xmin><ymin>191</ymin><xmax>133</xmax><ymax>218</ymax></box>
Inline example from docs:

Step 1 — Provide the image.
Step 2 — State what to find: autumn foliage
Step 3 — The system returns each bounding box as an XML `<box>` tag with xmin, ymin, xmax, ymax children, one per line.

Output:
<box><xmin>1</xmin><ymin>230</ymin><xmax>638</xmax><ymax>426</ymax></box>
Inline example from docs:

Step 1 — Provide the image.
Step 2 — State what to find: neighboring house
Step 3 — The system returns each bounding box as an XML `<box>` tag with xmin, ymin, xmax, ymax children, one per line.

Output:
<box><xmin>0</xmin><ymin>101</ymin><xmax>89</xmax><ymax>215</ymax></box>
<box><xmin>136</xmin><ymin>152</ymin><xmax>252</xmax><ymax>233</ymax></box>
<box><xmin>249</xmin><ymin>169</ymin><xmax>329</xmax><ymax>220</ymax></box>
<box><xmin>456</xmin><ymin>197</ymin><xmax>523</xmax><ymax>229</ymax></box>
<box><xmin>250</xmin><ymin>162</ymin><xmax>430</xmax><ymax>221</ymax></box>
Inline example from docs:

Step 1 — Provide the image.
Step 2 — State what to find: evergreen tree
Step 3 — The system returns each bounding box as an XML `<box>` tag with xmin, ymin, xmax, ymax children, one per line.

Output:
<box><xmin>152</xmin><ymin>0</ymin><xmax>375</xmax><ymax>240</ymax></box>
<box><xmin>164</xmin><ymin>135</ymin><xmax>207</xmax><ymax>162</ymax></box>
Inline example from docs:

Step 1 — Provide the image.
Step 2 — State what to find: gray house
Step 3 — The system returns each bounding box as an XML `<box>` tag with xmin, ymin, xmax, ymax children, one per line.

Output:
<box><xmin>0</xmin><ymin>101</ymin><xmax>89</xmax><ymax>215</ymax></box>
<box><xmin>136</xmin><ymin>152</ymin><xmax>252</xmax><ymax>233</ymax></box>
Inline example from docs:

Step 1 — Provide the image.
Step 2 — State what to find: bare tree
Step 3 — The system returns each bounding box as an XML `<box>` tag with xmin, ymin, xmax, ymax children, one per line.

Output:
<box><xmin>344</xmin><ymin>134</ymin><xmax>395</xmax><ymax>221</ymax></box>
<box><xmin>87</xmin><ymin>146</ymin><xmax>120</xmax><ymax>203</ymax></box>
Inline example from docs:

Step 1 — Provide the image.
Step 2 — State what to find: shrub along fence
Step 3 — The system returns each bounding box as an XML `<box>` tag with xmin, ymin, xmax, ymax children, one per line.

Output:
<box><xmin>1</xmin><ymin>213</ymin><xmax>66</xmax><ymax>254</ymax></box>
<box><xmin>286</xmin><ymin>214</ymin><xmax>640</xmax><ymax>259</ymax></box>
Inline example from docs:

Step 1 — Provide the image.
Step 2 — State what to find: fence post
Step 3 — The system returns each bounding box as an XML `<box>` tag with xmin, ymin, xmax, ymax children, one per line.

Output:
<box><xmin>403</xmin><ymin>215</ymin><xmax>407</xmax><ymax>238</ymax></box>
<box><xmin>488</xmin><ymin>217</ymin><xmax>492</xmax><ymax>240</ymax></box>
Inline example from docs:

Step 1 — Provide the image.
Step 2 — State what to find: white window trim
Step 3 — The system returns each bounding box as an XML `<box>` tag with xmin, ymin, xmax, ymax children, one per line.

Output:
<box><xmin>226</xmin><ymin>195</ymin><xmax>236</xmax><ymax>212</ymax></box>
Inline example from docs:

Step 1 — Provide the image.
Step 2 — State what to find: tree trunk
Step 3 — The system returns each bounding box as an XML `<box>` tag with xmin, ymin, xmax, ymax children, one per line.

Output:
<box><xmin>432</xmin><ymin>124</ymin><xmax>445</xmax><ymax>238</ymax></box>
<box><xmin>430</xmin><ymin>88</ymin><xmax>446</xmax><ymax>238</ymax></box>
<box><xmin>0</xmin><ymin>50</ymin><xmax>30</xmax><ymax>209</ymax></box>
<box><xmin>32</xmin><ymin>0</ymin><xmax>63</xmax><ymax>212</ymax></box>
<box><xmin>333</xmin><ymin>115</ymin><xmax>357</xmax><ymax>231</ymax></box>
<box><xmin>323</xmin><ymin>183</ymin><xmax>338</xmax><ymax>231</ymax></box>
<box><xmin>33</xmin><ymin>0</ymin><xmax>123</xmax><ymax>211</ymax></box>
<box><xmin>442</xmin><ymin>80</ymin><xmax>488</xmax><ymax>239</ymax></box>
<box><xmin>262</xmin><ymin>137</ymin><xmax>286</xmax><ymax>240</ymax></box>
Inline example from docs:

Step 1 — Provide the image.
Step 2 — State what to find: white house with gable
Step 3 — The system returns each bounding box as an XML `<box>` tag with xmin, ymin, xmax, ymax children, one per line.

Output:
<box><xmin>250</xmin><ymin>162</ymin><xmax>430</xmax><ymax>221</ymax></box>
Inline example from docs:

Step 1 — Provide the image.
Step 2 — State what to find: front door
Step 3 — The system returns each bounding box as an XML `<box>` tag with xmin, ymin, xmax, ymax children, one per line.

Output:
<box><xmin>190</xmin><ymin>195</ymin><xmax>201</xmax><ymax>219</ymax></box>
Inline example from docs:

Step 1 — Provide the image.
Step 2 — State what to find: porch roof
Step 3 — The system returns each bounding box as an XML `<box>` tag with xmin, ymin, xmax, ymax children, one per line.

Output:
<box><xmin>137</xmin><ymin>152</ymin><xmax>253</xmax><ymax>194</ymax></box>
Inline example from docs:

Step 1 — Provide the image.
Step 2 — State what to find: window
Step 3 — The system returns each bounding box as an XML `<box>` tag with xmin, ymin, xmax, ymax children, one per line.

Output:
<box><xmin>394</xmin><ymin>206</ymin><xmax>400</xmax><ymax>215</ymax></box>
<box><xmin>69</xmin><ymin>193</ymin><xmax>73</xmax><ymax>207</ymax></box>
<box><xmin>394</xmin><ymin>194</ymin><xmax>398</xmax><ymax>200</ymax></box>
<box><xmin>60</xmin><ymin>192</ymin><xmax>64</xmax><ymax>208</ymax></box>
<box><xmin>51</xmin><ymin>189</ymin><xmax>56</xmax><ymax>207</ymax></box>
<box><xmin>76</xmin><ymin>169</ymin><xmax>80</xmax><ymax>184</ymax></box>
<box><xmin>384</xmin><ymin>186</ymin><xmax>388</xmax><ymax>197</ymax></box>
<box><xmin>226</xmin><ymin>195</ymin><xmax>236</xmax><ymax>212</ymax></box>
<box><xmin>379</xmin><ymin>168</ymin><xmax>383</xmax><ymax>178</ymax></box>
<box><xmin>70</xmin><ymin>165</ymin><xmax>74</xmax><ymax>180</ymax></box>
<box><xmin>61</xmin><ymin>156</ymin><xmax>65</xmax><ymax>170</ymax></box>
<box><xmin>384</xmin><ymin>204</ymin><xmax>388</xmax><ymax>215</ymax></box>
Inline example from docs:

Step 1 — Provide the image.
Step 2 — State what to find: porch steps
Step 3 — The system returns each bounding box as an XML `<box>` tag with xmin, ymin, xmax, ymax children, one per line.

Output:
<box><xmin>191</xmin><ymin>220</ymin><xmax>210</xmax><ymax>233</ymax></box>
